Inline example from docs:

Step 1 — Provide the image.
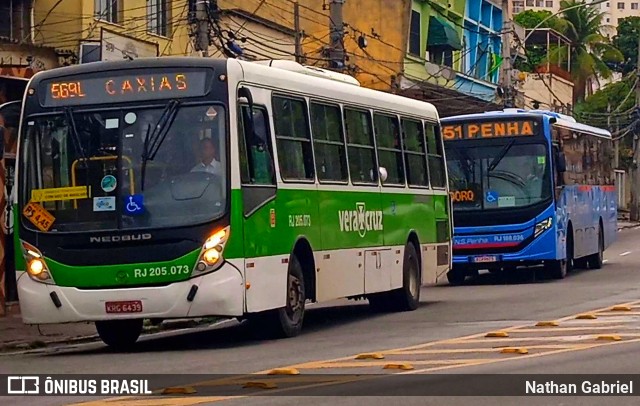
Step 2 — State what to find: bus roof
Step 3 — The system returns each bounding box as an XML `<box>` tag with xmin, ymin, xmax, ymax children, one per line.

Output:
<box><xmin>441</xmin><ymin>108</ymin><xmax>612</xmax><ymax>139</ymax></box>
<box><xmin>26</xmin><ymin>57</ymin><xmax>440</xmax><ymax>121</ymax></box>
<box><xmin>232</xmin><ymin>58</ymin><xmax>439</xmax><ymax>121</ymax></box>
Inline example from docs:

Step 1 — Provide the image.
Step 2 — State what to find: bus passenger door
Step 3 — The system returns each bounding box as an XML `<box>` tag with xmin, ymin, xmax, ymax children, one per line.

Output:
<box><xmin>236</xmin><ymin>90</ymin><xmax>281</xmax><ymax>314</ymax></box>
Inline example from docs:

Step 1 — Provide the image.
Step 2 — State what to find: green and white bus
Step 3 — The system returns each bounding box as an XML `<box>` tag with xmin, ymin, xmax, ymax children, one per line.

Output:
<box><xmin>14</xmin><ymin>57</ymin><xmax>452</xmax><ymax>348</ymax></box>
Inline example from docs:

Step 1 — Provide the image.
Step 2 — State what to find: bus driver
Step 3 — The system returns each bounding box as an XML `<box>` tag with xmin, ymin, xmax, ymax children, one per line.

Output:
<box><xmin>191</xmin><ymin>137</ymin><xmax>222</xmax><ymax>176</ymax></box>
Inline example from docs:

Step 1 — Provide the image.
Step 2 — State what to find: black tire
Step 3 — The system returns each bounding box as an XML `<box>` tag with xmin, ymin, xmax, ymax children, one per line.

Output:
<box><xmin>447</xmin><ymin>269</ymin><xmax>467</xmax><ymax>286</ymax></box>
<box><xmin>368</xmin><ymin>243</ymin><xmax>421</xmax><ymax>312</ymax></box>
<box><xmin>587</xmin><ymin>225</ymin><xmax>604</xmax><ymax>269</ymax></box>
<box><xmin>95</xmin><ymin>319</ymin><xmax>143</xmax><ymax>350</ymax></box>
<box><xmin>545</xmin><ymin>259</ymin><xmax>567</xmax><ymax>279</ymax></box>
<box><xmin>248</xmin><ymin>255</ymin><xmax>306</xmax><ymax>338</ymax></box>
<box><xmin>574</xmin><ymin>257</ymin><xmax>588</xmax><ymax>269</ymax></box>
<box><xmin>392</xmin><ymin>243</ymin><xmax>421</xmax><ymax>311</ymax></box>
<box><xmin>546</xmin><ymin>228</ymin><xmax>572</xmax><ymax>279</ymax></box>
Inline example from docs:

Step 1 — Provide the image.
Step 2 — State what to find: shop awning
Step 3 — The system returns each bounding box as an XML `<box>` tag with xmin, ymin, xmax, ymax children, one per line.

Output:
<box><xmin>427</xmin><ymin>16</ymin><xmax>462</xmax><ymax>51</ymax></box>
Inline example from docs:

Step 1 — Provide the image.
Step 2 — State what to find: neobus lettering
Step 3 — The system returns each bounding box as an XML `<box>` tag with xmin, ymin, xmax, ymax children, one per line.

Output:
<box><xmin>133</xmin><ymin>265</ymin><xmax>190</xmax><ymax>278</ymax></box>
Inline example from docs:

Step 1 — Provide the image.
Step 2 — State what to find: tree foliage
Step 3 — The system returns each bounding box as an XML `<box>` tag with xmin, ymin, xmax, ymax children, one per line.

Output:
<box><xmin>613</xmin><ymin>16</ymin><xmax>640</xmax><ymax>73</ymax></box>
<box><xmin>559</xmin><ymin>0</ymin><xmax>623</xmax><ymax>103</ymax></box>
<box><xmin>514</xmin><ymin>10</ymin><xmax>566</xmax><ymax>32</ymax></box>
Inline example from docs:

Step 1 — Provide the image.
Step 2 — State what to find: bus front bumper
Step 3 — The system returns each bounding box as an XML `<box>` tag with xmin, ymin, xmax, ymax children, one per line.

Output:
<box><xmin>452</xmin><ymin>232</ymin><xmax>556</xmax><ymax>270</ymax></box>
<box><xmin>16</xmin><ymin>262</ymin><xmax>245</xmax><ymax>324</ymax></box>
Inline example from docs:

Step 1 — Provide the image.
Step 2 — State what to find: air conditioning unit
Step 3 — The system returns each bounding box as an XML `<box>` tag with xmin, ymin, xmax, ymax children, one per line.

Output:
<box><xmin>79</xmin><ymin>42</ymin><xmax>101</xmax><ymax>64</ymax></box>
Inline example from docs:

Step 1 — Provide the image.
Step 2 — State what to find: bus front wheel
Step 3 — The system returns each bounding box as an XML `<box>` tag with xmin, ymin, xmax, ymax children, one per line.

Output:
<box><xmin>248</xmin><ymin>255</ymin><xmax>306</xmax><ymax>339</ymax></box>
<box><xmin>95</xmin><ymin>319</ymin><xmax>143</xmax><ymax>350</ymax></box>
<box><xmin>587</xmin><ymin>225</ymin><xmax>604</xmax><ymax>269</ymax></box>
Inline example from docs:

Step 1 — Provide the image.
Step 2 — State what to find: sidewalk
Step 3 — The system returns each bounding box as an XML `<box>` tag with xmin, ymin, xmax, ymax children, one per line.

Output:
<box><xmin>0</xmin><ymin>303</ymin><xmax>222</xmax><ymax>352</ymax></box>
<box><xmin>0</xmin><ymin>306</ymin><xmax>97</xmax><ymax>352</ymax></box>
<box><xmin>618</xmin><ymin>221</ymin><xmax>640</xmax><ymax>230</ymax></box>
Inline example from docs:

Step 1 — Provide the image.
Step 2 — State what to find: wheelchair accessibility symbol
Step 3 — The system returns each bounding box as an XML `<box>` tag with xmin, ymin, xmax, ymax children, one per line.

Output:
<box><xmin>486</xmin><ymin>190</ymin><xmax>498</xmax><ymax>203</ymax></box>
<box><xmin>124</xmin><ymin>194</ymin><xmax>144</xmax><ymax>215</ymax></box>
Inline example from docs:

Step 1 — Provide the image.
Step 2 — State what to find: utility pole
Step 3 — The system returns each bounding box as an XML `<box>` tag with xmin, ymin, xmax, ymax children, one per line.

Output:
<box><xmin>630</xmin><ymin>36</ymin><xmax>640</xmax><ymax>221</ymax></box>
<box><xmin>500</xmin><ymin>0</ymin><xmax>513</xmax><ymax>108</ymax></box>
<box><xmin>328</xmin><ymin>0</ymin><xmax>345</xmax><ymax>70</ymax></box>
<box><xmin>294</xmin><ymin>2</ymin><xmax>302</xmax><ymax>63</ymax></box>
<box><xmin>195</xmin><ymin>0</ymin><xmax>210</xmax><ymax>57</ymax></box>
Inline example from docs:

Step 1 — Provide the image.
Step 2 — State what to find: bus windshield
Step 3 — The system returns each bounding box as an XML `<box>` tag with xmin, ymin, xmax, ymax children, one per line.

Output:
<box><xmin>21</xmin><ymin>104</ymin><xmax>227</xmax><ymax>232</ymax></box>
<box><xmin>445</xmin><ymin>140</ymin><xmax>552</xmax><ymax>211</ymax></box>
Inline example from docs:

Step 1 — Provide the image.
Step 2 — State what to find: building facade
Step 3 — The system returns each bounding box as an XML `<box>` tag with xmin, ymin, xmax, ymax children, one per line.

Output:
<box><xmin>399</xmin><ymin>0</ymin><xmax>512</xmax><ymax>116</ymax></box>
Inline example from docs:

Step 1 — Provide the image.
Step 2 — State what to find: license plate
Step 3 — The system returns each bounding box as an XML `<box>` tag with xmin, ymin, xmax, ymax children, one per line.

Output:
<box><xmin>105</xmin><ymin>300</ymin><xmax>143</xmax><ymax>314</ymax></box>
<box><xmin>472</xmin><ymin>255</ymin><xmax>498</xmax><ymax>263</ymax></box>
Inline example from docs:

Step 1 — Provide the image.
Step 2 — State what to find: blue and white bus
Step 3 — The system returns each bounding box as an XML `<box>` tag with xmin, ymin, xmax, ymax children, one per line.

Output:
<box><xmin>441</xmin><ymin>109</ymin><xmax>616</xmax><ymax>284</ymax></box>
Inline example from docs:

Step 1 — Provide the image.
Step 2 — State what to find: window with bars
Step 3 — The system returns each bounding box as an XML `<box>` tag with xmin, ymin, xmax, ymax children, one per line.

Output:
<box><xmin>148</xmin><ymin>0</ymin><xmax>171</xmax><ymax>37</ymax></box>
<box><xmin>0</xmin><ymin>0</ymin><xmax>31</xmax><ymax>41</ymax></box>
<box><xmin>95</xmin><ymin>0</ymin><xmax>120</xmax><ymax>23</ymax></box>
<box><xmin>409</xmin><ymin>10</ymin><xmax>421</xmax><ymax>56</ymax></box>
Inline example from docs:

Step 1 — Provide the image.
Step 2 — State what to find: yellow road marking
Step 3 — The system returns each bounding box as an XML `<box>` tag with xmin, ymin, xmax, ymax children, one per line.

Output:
<box><xmin>388</xmin><ymin>344</ymin><xmax>591</xmax><ymax>354</ymax></box>
<box><xmin>512</xmin><ymin>325</ymin><xmax>628</xmax><ymax>332</ymax></box>
<box><xmin>70</xmin><ymin>300</ymin><xmax>640</xmax><ymax>406</ymax></box>
<box><xmin>293</xmin><ymin>359</ymin><xmax>495</xmax><ymax>369</ymax></box>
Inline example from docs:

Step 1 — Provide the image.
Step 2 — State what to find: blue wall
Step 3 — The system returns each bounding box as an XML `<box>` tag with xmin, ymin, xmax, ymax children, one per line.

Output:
<box><xmin>462</xmin><ymin>0</ymin><xmax>503</xmax><ymax>85</ymax></box>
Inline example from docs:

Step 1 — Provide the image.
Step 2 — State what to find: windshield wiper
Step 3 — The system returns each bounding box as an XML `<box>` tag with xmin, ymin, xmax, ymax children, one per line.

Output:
<box><xmin>487</xmin><ymin>139</ymin><xmax>516</xmax><ymax>172</ymax></box>
<box><xmin>140</xmin><ymin>100</ymin><xmax>181</xmax><ymax>191</ymax></box>
<box><xmin>64</xmin><ymin>107</ymin><xmax>91</xmax><ymax>193</ymax></box>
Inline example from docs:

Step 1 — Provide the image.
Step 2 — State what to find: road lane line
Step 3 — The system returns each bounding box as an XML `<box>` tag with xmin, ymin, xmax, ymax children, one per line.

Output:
<box><xmin>620</xmin><ymin>251</ymin><xmax>632</xmax><ymax>256</ymax></box>
<box><xmin>69</xmin><ymin>300</ymin><xmax>640</xmax><ymax>406</ymax></box>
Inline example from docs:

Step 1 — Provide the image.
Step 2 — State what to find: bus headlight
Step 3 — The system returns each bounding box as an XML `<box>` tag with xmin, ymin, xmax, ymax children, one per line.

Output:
<box><xmin>193</xmin><ymin>227</ymin><xmax>230</xmax><ymax>276</ymax></box>
<box><xmin>20</xmin><ymin>240</ymin><xmax>53</xmax><ymax>283</ymax></box>
<box><xmin>534</xmin><ymin>217</ymin><xmax>553</xmax><ymax>238</ymax></box>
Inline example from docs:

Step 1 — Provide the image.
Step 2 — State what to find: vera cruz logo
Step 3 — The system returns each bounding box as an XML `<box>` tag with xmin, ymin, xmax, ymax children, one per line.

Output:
<box><xmin>338</xmin><ymin>202</ymin><xmax>383</xmax><ymax>238</ymax></box>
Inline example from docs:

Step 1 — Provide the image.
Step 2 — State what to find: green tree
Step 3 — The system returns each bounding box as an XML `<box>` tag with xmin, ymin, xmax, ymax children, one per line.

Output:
<box><xmin>574</xmin><ymin>75</ymin><xmax>635</xmax><ymax>168</ymax></box>
<box><xmin>514</xmin><ymin>10</ymin><xmax>566</xmax><ymax>32</ymax></box>
<box><xmin>514</xmin><ymin>11</ymin><xmax>567</xmax><ymax>72</ymax></box>
<box><xmin>555</xmin><ymin>0</ymin><xmax>623</xmax><ymax>104</ymax></box>
<box><xmin>613</xmin><ymin>17</ymin><xmax>640</xmax><ymax>73</ymax></box>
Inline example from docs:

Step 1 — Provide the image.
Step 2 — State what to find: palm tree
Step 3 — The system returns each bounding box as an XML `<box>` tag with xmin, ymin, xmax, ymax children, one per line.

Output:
<box><xmin>556</xmin><ymin>0</ymin><xmax>623</xmax><ymax>104</ymax></box>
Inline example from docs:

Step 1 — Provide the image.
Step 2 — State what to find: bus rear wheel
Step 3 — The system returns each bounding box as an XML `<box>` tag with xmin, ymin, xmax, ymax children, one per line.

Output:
<box><xmin>393</xmin><ymin>243</ymin><xmax>421</xmax><ymax>311</ymax></box>
<box><xmin>95</xmin><ymin>319</ymin><xmax>143</xmax><ymax>350</ymax></box>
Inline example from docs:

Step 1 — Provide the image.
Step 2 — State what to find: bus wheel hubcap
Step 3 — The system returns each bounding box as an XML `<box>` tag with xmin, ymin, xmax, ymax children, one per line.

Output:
<box><xmin>287</xmin><ymin>276</ymin><xmax>303</xmax><ymax>323</ymax></box>
<box><xmin>409</xmin><ymin>259</ymin><xmax>418</xmax><ymax>297</ymax></box>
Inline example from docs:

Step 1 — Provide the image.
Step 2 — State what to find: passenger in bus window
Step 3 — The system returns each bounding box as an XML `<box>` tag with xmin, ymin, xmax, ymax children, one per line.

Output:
<box><xmin>191</xmin><ymin>137</ymin><xmax>222</xmax><ymax>176</ymax></box>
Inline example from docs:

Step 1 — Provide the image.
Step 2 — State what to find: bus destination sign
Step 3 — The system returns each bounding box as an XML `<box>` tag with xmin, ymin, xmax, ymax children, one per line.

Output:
<box><xmin>39</xmin><ymin>70</ymin><xmax>210</xmax><ymax>107</ymax></box>
<box><xmin>442</xmin><ymin>120</ymin><xmax>537</xmax><ymax>141</ymax></box>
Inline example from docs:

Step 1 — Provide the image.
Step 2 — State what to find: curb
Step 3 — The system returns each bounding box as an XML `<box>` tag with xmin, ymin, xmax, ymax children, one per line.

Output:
<box><xmin>617</xmin><ymin>223</ymin><xmax>640</xmax><ymax>231</ymax></box>
<box><xmin>0</xmin><ymin>318</ymin><xmax>229</xmax><ymax>354</ymax></box>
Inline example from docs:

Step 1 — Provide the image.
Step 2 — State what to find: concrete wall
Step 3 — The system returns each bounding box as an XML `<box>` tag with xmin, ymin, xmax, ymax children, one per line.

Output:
<box><xmin>521</xmin><ymin>72</ymin><xmax>573</xmax><ymax>111</ymax></box>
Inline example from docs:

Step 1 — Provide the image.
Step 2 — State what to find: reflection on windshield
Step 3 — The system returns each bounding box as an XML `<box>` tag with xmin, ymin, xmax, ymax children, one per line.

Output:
<box><xmin>445</xmin><ymin>142</ymin><xmax>551</xmax><ymax>211</ymax></box>
<box><xmin>21</xmin><ymin>105</ymin><xmax>227</xmax><ymax>232</ymax></box>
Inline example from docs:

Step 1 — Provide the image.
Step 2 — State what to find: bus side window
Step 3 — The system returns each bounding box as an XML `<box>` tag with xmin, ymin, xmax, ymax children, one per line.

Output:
<box><xmin>425</xmin><ymin>122</ymin><xmax>446</xmax><ymax>188</ymax></box>
<box><xmin>239</xmin><ymin>105</ymin><xmax>275</xmax><ymax>185</ymax></box>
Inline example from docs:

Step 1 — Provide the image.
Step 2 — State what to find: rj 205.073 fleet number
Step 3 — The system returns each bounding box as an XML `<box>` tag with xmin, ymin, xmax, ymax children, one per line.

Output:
<box><xmin>133</xmin><ymin>265</ymin><xmax>191</xmax><ymax>278</ymax></box>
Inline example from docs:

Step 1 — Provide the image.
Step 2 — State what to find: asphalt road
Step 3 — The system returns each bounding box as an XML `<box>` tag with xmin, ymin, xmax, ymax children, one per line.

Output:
<box><xmin>3</xmin><ymin>226</ymin><xmax>640</xmax><ymax>406</ymax></box>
